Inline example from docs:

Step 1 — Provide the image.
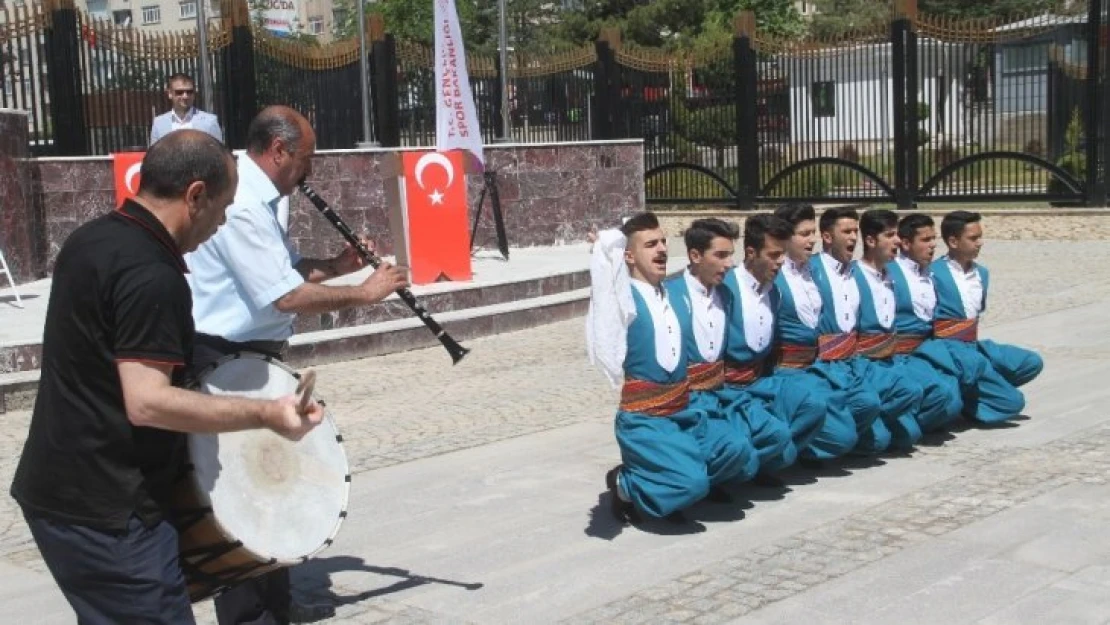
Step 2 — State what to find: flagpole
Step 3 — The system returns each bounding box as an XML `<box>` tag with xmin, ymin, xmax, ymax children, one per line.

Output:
<box><xmin>497</xmin><ymin>0</ymin><xmax>510</xmax><ymax>142</ymax></box>
<box><xmin>196</xmin><ymin>0</ymin><xmax>213</xmax><ymax>113</ymax></box>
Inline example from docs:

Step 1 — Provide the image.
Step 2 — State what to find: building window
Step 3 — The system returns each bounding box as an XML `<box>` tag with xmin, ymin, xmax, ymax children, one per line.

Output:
<box><xmin>180</xmin><ymin>1</ymin><xmax>196</xmax><ymax>18</ymax></box>
<box><xmin>811</xmin><ymin>81</ymin><xmax>835</xmax><ymax>117</ymax></box>
<box><xmin>141</xmin><ymin>5</ymin><xmax>161</xmax><ymax>24</ymax></box>
<box><xmin>112</xmin><ymin>9</ymin><xmax>132</xmax><ymax>25</ymax></box>
<box><xmin>308</xmin><ymin>16</ymin><xmax>324</xmax><ymax>34</ymax></box>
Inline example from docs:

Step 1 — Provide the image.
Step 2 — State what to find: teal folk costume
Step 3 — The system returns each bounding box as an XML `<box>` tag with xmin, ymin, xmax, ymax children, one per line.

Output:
<box><xmin>611</xmin><ymin>281</ymin><xmax>711</xmax><ymax>518</ymax></box>
<box><xmin>773</xmin><ymin>256</ymin><xmax>880</xmax><ymax>459</ymax></box>
<box><xmin>886</xmin><ymin>255</ymin><xmax>969</xmax><ymax>432</ymax></box>
<box><xmin>716</xmin><ymin>266</ymin><xmax>826</xmax><ymax>471</ymax></box>
<box><xmin>852</xmin><ymin>261</ymin><xmax>953</xmax><ymax>449</ymax></box>
<box><xmin>666</xmin><ymin>272</ymin><xmax>760</xmax><ymax>486</ymax></box>
<box><xmin>930</xmin><ymin>258</ymin><xmax>1043</xmax><ymax>422</ymax></box>
<box><xmin>806</xmin><ymin>254</ymin><xmax>920</xmax><ymax>454</ymax></box>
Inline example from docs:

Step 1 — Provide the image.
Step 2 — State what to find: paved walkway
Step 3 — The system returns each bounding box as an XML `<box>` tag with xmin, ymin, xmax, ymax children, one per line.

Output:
<box><xmin>1</xmin><ymin>239</ymin><xmax>1108</xmax><ymax>624</ymax></box>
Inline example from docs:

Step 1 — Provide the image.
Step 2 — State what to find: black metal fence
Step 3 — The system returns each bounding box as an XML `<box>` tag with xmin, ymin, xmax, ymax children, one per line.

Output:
<box><xmin>3</xmin><ymin>0</ymin><xmax>1109</xmax><ymax>206</ymax></box>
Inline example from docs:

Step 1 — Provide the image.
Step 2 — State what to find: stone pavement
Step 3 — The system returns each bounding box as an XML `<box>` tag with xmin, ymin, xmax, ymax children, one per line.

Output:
<box><xmin>1</xmin><ymin>238</ymin><xmax>1109</xmax><ymax>624</ymax></box>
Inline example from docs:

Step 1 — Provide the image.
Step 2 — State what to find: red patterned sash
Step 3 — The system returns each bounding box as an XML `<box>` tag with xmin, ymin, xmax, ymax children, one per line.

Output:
<box><xmin>774</xmin><ymin>343</ymin><xmax>818</xmax><ymax>369</ymax></box>
<box><xmin>619</xmin><ymin>378</ymin><xmax>690</xmax><ymax>416</ymax></box>
<box><xmin>817</xmin><ymin>331</ymin><xmax>858</xmax><ymax>361</ymax></box>
<box><xmin>688</xmin><ymin>361</ymin><xmax>725</xmax><ymax>391</ymax></box>
<box><xmin>857</xmin><ymin>333</ymin><xmax>897</xmax><ymax>360</ymax></box>
<box><xmin>934</xmin><ymin>318</ymin><xmax>979</xmax><ymax>342</ymax></box>
<box><xmin>893</xmin><ymin>334</ymin><xmax>927</xmax><ymax>355</ymax></box>
<box><xmin>725</xmin><ymin>358</ymin><xmax>766</xmax><ymax>386</ymax></box>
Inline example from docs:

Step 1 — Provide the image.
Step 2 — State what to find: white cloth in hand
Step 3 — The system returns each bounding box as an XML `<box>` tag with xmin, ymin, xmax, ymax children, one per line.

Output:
<box><xmin>585</xmin><ymin>229</ymin><xmax>636</xmax><ymax>389</ymax></box>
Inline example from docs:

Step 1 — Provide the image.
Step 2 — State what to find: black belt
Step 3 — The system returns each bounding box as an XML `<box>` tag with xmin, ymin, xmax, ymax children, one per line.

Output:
<box><xmin>194</xmin><ymin>333</ymin><xmax>288</xmax><ymax>360</ymax></box>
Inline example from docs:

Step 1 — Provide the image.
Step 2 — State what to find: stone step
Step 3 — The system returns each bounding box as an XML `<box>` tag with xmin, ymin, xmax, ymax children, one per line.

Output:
<box><xmin>0</xmin><ymin>288</ymin><xmax>590</xmax><ymax>414</ymax></box>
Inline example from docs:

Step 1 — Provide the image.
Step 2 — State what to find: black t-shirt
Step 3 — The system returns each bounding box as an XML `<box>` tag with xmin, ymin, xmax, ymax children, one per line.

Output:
<box><xmin>11</xmin><ymin>200</ymin><xmax>195</xmax><ymax>532</ymax></box>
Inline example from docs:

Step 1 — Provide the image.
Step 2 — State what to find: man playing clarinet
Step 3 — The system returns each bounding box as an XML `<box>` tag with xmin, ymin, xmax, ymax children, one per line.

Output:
<box><xmin>184</xmin><ymin>105</ymin><xmax>407</xmax><ymax>624</ymax></box>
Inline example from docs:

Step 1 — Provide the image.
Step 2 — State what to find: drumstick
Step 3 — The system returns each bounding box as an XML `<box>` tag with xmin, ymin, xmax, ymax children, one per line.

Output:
<box><xmin>295</xmin><ymin>370</ymin><xmax>317</xmax><ymax>414</ymax></box>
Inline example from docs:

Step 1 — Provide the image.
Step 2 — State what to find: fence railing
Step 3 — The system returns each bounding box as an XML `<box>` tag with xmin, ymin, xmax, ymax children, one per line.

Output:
<box><xmin>2</xmin><ymin>0</ymin><xmax>1108</xmax><ymax>206</ymax></box>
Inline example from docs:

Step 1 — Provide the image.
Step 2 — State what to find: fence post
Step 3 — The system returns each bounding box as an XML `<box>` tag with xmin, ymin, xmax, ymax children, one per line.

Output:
<box><xmin>369</xmin><ymin>15</ymin><xmax>400</xmax><ymax>147</ymax></box>
<box><xmin>733</xmin><ymin>11</ymin><xmax>759</xmax><ymax>210</ymax></box>
<box><xmin>219</xmin><ymin>0</ymin><xmax>256</xmax><ymax>149</ymax></box>
<box><xmin>1085</xmin><ymin>0</ymin><xmax>1106</xmax><ymax>206</ymax></box>
<box><xmin>593</xmin><ymin>29</ymin><xmax>619</xmax><ymax>140</ymax></box>
<box><xmin>890</xmin><ymin>0</ymin><xmax>916</xmax><ymax>209</ymax></box>
<box><xmin>44</xmin><ymin>0</ymin><xmax>87</xmax><ymax>155</ymax></box>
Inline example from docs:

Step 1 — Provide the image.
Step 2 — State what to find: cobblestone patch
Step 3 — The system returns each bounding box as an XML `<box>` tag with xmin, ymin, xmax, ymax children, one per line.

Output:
<box><xmin>566</xmin><ymin>425</ymin><xmax>1110</xmax><ymax>624</ymax></box>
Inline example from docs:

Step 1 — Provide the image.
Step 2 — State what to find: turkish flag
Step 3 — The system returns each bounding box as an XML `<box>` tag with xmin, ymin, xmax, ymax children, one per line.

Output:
<box><xmin>401</xmin><ymin>149</ymin><xmax>472</xmax><ymax>284</ymax></box>
<box><xmin>112</xmin><ymin>151</ymin><xmax>145</xmax><ymax>207</ymax></box>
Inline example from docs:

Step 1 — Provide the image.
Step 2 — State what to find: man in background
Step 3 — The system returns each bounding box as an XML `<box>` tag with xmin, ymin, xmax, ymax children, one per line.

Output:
<box><xmin>150</xmin><ymin>72</ymin><xmax>223</xmax><ymax>145</ymax></box>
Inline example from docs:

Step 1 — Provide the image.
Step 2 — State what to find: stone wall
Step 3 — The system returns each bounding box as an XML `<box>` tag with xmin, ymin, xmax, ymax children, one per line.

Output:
<box><xmin>5</xmin><ymin>140</ymin><xmax>644</xmax><ymax>280</ymax></box>
<box><xmin>0</xmin><ymin>110</ymin><xmax>35</xmax><ymax>284</ymax></box>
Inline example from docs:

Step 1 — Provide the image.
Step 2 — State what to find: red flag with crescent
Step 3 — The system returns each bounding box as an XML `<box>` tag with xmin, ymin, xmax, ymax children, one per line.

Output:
<box><xmin>112</xmin><ymin>151</ymin><xmax>145</xmax><ymax>208</ymax></box>
<box><xmin>401</xmin><ymin>149</ymin><xmax>472</xmax><ymax>284</ymax></box>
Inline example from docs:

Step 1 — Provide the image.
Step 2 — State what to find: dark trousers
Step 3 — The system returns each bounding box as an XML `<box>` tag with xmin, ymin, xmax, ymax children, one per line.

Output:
<box><xmin>191</xmin><ymin>335</ymin><xmax>294</xmax><ymax>625</ymax></box>
<box><xmin>24</xmin><ymin>511</ymin><xmax>195</xmax><ymax>625</ymax></box>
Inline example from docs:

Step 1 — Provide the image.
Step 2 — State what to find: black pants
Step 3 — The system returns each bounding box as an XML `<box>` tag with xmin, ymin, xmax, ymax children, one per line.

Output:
<box><xmin>24</xmin><ymin>512</ymin><xmax>195</xmax><ymax>624</ymax></box>
<box><xmin>191</xmin><ymin>336</ymin><xmax>293</xmax><ymax>625</ymax></box>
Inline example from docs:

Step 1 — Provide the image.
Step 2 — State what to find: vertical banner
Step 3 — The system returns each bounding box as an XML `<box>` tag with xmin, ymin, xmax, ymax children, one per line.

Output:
<box><xmin>112</xmin><ymin>151</ymin><xmax>145</xmax><ymax>207</ymax></box>
<box><xmin>401</xmin><ymin>150</ymin><xmax>472</xmax><ymax>284</ymax></box>
<box><xmin>434</xmin><ymin>0</ymin><xmax>485</xmax><ymax>168</ymax></box>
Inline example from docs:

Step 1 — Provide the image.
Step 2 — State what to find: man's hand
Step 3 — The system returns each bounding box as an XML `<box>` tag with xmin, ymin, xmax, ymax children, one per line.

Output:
<box><xmin>332</xmin><ymin>236</ymin><xmax>375</xmax><ymax>276</ymax></box>
<box><xmin>264</xmin><ymin>394</ymin><xmax>325</xmax><ymax>442</ymax></box>
<box><xmin>358</xmin><ymin>262</ymin><xmax>409</xmax><ymax>303</ymax></box>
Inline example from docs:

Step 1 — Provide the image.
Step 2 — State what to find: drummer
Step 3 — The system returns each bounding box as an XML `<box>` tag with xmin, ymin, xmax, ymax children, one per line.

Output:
<box><xmin>9</xmin><ymin>130</ymin><xmax>325</xmax><ymax>624</ymax></box>
<box><xmin>183</xmin><ymin>106</ymin><xmax>407</xmax><ymax>624</ymax></box>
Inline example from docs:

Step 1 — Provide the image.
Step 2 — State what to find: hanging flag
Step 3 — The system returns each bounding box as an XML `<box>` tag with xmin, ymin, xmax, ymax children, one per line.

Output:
<box><xmin>433</xmin><ymin>0</ymin><xmax>484</xmax><ymax>169</ymax></box>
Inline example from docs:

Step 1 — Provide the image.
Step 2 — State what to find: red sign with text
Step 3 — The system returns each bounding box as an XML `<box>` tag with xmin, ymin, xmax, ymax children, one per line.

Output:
<box><xmin>112</xmin><ymin>151</ymin><xmax>145</xmax><ymax>207</ymax></box>
<box><xmin>402</xmin><ymin>149</ymin><xmax>472</xmax><ymax>284</ymax></box>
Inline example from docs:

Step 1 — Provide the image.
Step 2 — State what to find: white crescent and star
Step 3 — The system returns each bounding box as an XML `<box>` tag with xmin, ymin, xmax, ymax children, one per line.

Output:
<box><xmin>125</xmin><ymin>161</ymin><xmax>142</xmax><ymax>194</ymax></box>
<box><xmin>414</xmin><ymin>152</ymin><xmax>454</xmax><ymax>206</ymax></box>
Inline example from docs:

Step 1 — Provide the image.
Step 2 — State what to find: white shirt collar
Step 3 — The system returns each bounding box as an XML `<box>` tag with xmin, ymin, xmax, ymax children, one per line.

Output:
<box><xmin>858</xmin><ymin>259</ymin><xmax>886</xmax><ymax>281</ymax></box>
<box><xmin>897</xmin><ymin>253</ymin><xmax>929</xmax><ymax>277</ymax></box>
<box><xmin>946</xmin><ymin>256</ymin><xmax>977</xmax><ymax>276</ymax></box>
<box><xmin>737</xmin><ymin>263</ymin><xmax>772</xmax><ymax>297</ymax></box>
<box><xmin>238</xmin><ymin>154</ymin><xmax>283</xmax><ymax>213</ymax></box>
<box><xmin>684</xmin><ymin>268</ymin><xmax>712</xmax><ymax>300</ymax></box>
<box><xmin>785</xmin><ymin>256</ymin><xmax>810</xmax><ymax>276</ymax></box>
<box><xmin>171</xmin><ymin>107</ymin><xmax>196</xmax><ymax>124</ymax></box>
<box><xmin>825</xmin><ymin>253</ymin><xmax>852</xmax><ymax>276</ymax></box>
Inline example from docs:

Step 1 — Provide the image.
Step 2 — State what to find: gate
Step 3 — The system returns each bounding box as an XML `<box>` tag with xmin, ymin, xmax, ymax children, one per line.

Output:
<box><xmin>632</xmin><ymin>0</ymin><xmax>1108</xmax><ymax>208</ymax></box>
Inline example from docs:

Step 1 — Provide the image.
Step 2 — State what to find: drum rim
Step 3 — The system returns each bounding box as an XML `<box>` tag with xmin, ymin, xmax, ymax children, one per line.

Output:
<box><xmin>189</xmin><ymin>351</ymin><xmax>351</xmax><ymax>565</ymax></box>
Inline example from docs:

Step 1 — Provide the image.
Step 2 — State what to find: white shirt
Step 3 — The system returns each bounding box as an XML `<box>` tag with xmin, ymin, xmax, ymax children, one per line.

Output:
<box><xmin>631</xmin><ymin>279</ymin><xmax>682</xmax><ymax>373</ymax></box>
<box><xmin>820</xmin><ymin>253</ymin><xmax>859</xmax><ymax>333</ymax></box>
<box><xmin>682</xmin><ymin>270</ymin><xmax>725</xmax><ymax>362</ymax></box>
<box><xmin>733</xmin><ymin>264</ymin><xmax>775</xmax><ymax>353</ymax></box>
<box><xmin>780</xmin><ymin>256</ymin><xmax>821</xmax><ymax>329</ymax></box>
<box><xmin>856</xmin><ymin>261</ymin><xmax>895</xmax><ymax>330</ymax></box>
<box><xmin>185</xmin><ymin>155</ymin><xmax>305</xmax><ymax>342</ymax></box>
<box><xmin>895</xmin><ymin>254</ymin><xmax>935</xmax><ymax>321</ymax></box>
<box><xmin>947</xmin><ymin>258</ymin><xmax>984</xmax><ymax>319</ymax></box>
<box><xmin>171</xmin><ymin>108</ymin><xmax>196</xmax><ymax>132</ymax></box>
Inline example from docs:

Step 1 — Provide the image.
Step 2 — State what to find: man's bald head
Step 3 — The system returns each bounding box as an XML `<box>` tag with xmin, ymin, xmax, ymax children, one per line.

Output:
<box><xmin>245</xmin><ymin>105</ymin><xmax>314</xmax><ymax>156</ymax></box>
<box><xmin>244</xmin><ymin>105</ymin><xmax>317</xmax><ymax>196</ymax></box>
<box><xmin>138</xmin><ymin>129</ymin><xmax>235</xmax><ymax>200</ymax></box>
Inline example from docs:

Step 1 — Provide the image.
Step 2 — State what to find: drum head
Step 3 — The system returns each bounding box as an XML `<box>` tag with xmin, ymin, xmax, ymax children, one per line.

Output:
<box><xmin>190</xmin><ymin>353</ymin><xmax>350</xmax><ymax>564</ymax></box>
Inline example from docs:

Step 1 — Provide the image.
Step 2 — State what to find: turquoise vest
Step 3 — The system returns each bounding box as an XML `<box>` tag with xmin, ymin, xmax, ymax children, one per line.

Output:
<box><xmin>886</xmin><ymin>260</ymin><xmax>932</xmax><ymax>335</ymax></box>
<box><xmin>721</xmin><ymin>267</ymin><xmax>779</xmax><ymax>363</ymax></box>
<box><xmin>851</xmin><ymin>262</ymin><xmax>893</xmax><ymax>334</ymax></box>
<box><xmin>930</xmin><ymin>257</ymin><xmax>990</xmax><ymax>321</ymax></box>
<box><xmin>808</xmin><ymin>254</ymin><xmax>856</xmax><ymax>335</ymax></box>
<box><xmin>624</xmin><ymin>285</ymin><xmax>687</xmax><ymax>384</ymax></box>
<box><xmin>664</xmin><ymin>273</ymin><xmax>720</xmax><ymax>366</ymax></box>
<box><xmin>773</xmin><ymin>268</ymin><xmax>818</xmax><ymax>346</ymax></box>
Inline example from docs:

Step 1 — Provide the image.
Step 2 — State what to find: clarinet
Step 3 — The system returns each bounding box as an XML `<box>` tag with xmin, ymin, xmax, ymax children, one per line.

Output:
<box><xmin>297</xmin><ymin>180</ymin><xmax>471</xmax><ymax>365</ymax></box>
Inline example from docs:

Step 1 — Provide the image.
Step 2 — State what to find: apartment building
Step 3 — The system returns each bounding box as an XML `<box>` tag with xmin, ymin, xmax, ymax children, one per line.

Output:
<box><xmin>76</xmin><ymin>0</ymin><xmax>337</xmax><ymax>38</ymax></box>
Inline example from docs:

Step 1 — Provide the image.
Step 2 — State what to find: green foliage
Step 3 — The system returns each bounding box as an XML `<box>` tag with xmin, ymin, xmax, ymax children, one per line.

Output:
<box><xmin>1057</xmin><ymin>106</ymin><xmax>1085</xmax><ymax>179</ymax></box>
<box><xmin>106</xmin><ymin>64</ymin><xmax>167</xmax><ymax>91</ymax></box>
